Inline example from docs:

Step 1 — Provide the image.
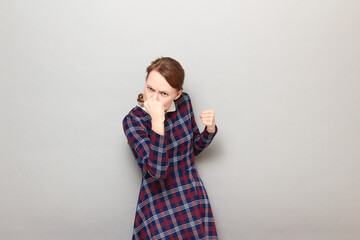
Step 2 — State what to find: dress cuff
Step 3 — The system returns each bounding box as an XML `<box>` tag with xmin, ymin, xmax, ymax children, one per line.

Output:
<box><xmin>204</xmin><ymin>125</ymin><xmax>218</xmax><ymax>137</ymax></box>
<box><xmin>149</xmin><ymin>129</ymin><xmax>167</xmax><ymax>145</ymax></box>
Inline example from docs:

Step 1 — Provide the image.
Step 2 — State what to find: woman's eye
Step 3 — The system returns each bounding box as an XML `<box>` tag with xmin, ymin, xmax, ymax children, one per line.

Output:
<box><xmin>148</xmin><ymin>87</ymin><xmax>154</xmax><ymax>91</ymax></box>
<box><xmin>161</xmin><ymin>92</ymin><xmax>169</xmax><ymax>96</ymax></box>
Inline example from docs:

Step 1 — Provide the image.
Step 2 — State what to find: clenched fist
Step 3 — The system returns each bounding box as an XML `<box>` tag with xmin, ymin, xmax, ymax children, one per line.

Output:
<box><xmin>200</xmin><ymin>110</ymin><xmax>216</xmax><ymax>133</ymax></box>
<box><xmin>144</xmin><ymin>97</ymin><xmax>165</xmax><ymax>135</ymax></box>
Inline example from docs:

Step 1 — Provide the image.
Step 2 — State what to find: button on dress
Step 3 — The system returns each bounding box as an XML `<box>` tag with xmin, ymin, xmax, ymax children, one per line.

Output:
<box><xmin>123</xmin><ymin>92</ymin><xmax>218</xmax><ymax>240</ymax></box>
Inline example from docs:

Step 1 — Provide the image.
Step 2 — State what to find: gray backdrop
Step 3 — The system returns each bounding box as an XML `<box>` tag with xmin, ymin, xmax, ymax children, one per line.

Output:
<box><xmin>1</xmin><ymin>0</ymin><xmax>360</xmax><ymax>239</ymax></box>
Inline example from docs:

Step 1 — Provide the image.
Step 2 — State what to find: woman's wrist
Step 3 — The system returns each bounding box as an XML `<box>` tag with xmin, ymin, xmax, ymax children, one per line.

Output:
<box><xmin>152</xmin><ymin>120</ymin><xmax>165</xmax><ymax>135</ymax></box>
<box><xmin>206</xmin><ymin>125</ymin><xmax>216</xmax><ymax>133</ymax></box>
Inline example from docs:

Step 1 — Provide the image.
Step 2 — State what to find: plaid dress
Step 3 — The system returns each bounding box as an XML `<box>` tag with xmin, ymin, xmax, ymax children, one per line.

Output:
<box><xmin>123</xmin><ymin>92</ymin><xmax>218</xmax><ymax>240</ymax></box>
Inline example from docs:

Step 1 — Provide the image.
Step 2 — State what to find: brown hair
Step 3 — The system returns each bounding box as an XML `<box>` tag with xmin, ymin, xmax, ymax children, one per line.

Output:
<box><xmin>138</xmin><ymin>57</ymin><xmax>185</xmax><ymax>106</ymax></box>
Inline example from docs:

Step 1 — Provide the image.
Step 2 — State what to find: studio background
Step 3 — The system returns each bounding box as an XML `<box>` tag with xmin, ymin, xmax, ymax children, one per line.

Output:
<box><xmin>1</xmin><ymin>0</ymin><xmax>360</xmax><ymax>239</ymax></box>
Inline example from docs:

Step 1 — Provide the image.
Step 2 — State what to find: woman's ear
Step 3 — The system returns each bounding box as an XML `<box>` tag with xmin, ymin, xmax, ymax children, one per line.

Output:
<box><xmin>174</xmin><ymin>89</ymin><xmax>183</xmax><ymax>100</ymax></box>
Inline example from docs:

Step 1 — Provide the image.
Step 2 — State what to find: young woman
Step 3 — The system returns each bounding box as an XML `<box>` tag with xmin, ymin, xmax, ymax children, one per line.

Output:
<box><xmin>123</xmin><ymin>57</ymin><xmax>218</xmax><ymax>239</ymax></box>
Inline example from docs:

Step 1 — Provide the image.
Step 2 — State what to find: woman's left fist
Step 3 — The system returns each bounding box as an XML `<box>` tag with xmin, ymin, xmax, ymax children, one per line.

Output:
<box><xmin>200</xmin><ymin>110</ymin><xmax>216</xmax><ymax>133</ymax></box>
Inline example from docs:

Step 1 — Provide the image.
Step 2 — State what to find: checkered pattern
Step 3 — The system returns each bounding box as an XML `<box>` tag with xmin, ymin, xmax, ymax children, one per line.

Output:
<box><xmin>123</xmin><ymin>92</ymin><xmax>218</xmax><ymax>240</ymax></box>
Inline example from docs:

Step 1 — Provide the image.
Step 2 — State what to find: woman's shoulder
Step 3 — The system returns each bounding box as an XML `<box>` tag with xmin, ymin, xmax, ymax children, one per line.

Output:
<box><xmin>174</xmin><ymin>92</ymin><xmax>195</xmax><ymax>116</ymax></box>
<box><xmin>123</xmin><ymin>106</ymin><xmax>150</xmax><ymax>126</ymax></box>
<box><xmin>176</xmin><ymin>91</ymin><xmax>192</xmax><ymax>105</ymax></box>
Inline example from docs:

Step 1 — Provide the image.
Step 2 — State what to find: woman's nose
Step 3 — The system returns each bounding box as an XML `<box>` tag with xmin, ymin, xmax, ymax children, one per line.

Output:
<box><xmin>154</xmin><ymin>92</ymin><xmax>160</xmax><ymax>100</ymax></box>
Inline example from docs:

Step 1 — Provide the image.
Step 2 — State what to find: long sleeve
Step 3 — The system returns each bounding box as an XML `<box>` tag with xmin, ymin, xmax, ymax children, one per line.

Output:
<box><xmin>123</xmin><ymin>116</ymin><xmax>169</xmax><ymax>180</ymax></box>
<box><xmin>188</xmin><ymin>97</ymin><xmax>218</xmax><ymax>156</ymax></box>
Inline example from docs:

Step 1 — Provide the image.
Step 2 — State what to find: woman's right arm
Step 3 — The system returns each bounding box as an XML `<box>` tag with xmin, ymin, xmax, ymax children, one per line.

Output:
<box><xmin>123</xmin><ymin>116</ymin><xmax>169</xmax><ymax>180</ymax></box>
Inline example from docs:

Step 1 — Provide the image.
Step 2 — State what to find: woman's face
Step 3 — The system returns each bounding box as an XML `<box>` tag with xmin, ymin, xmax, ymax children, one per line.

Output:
<box><xmin>144</xmin><ymin>71</ymin><xmax>182</xmax><ymax>111</ymax></box>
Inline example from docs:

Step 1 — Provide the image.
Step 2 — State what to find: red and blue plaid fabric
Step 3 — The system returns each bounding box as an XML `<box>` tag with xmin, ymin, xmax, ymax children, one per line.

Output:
<box><xmin>123</xmin><ymin>92</ymin><xmax>218</xmax><ymax>240</ymax></box>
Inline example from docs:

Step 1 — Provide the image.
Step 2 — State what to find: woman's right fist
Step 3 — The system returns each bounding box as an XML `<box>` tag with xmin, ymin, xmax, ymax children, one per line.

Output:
<box><xmin>144</xmin><ymin>97</ymin><xmax>165</xmax><ymax>123</ymax></box>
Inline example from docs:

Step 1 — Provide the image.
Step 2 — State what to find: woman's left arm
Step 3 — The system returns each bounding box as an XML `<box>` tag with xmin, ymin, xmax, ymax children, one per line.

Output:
<box><xmin>189</xmin><ymin>102</ymin><xmax>218</xmax><ymax>156</ymax></box>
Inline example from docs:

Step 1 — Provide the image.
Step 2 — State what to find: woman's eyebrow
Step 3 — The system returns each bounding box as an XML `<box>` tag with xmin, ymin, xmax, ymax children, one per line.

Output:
<box><xmin>147</xmin><ymin>84</ymin><xmax>170</xmax><ymax>93</ymax></box>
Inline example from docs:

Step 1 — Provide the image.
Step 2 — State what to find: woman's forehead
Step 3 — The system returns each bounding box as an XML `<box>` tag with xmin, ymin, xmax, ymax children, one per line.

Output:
<box><xmin>146</xmin><ymin>71</ymin><xmax>176</xmax><ymax>92</ymax></box>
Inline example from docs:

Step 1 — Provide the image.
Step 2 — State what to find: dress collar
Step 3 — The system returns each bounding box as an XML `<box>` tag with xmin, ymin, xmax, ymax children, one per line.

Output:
<box><xmin>138</xmin><ymin>100</ymin><xmax>176</xmax><ymax>114</ymax></box>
